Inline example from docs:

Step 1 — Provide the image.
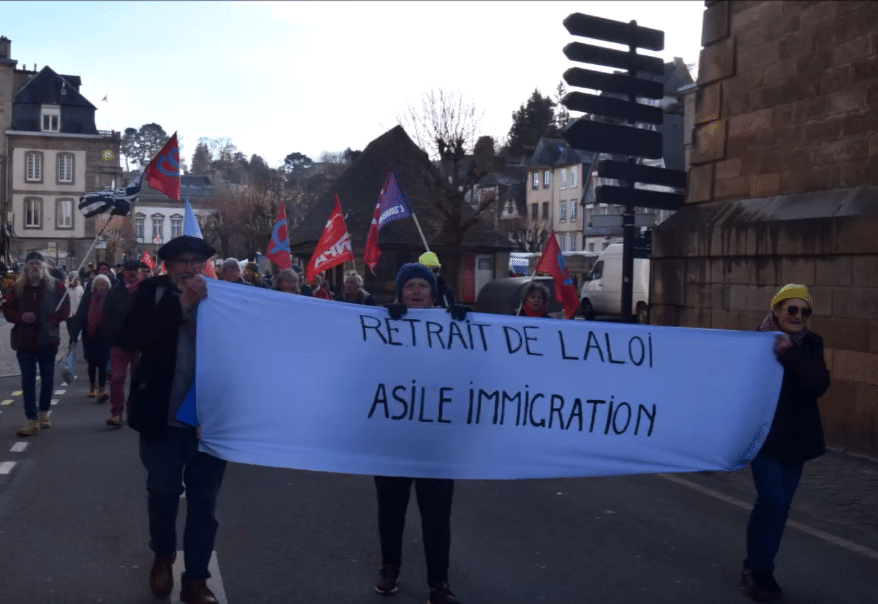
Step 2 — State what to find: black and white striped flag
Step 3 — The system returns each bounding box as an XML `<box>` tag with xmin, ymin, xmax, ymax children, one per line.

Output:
<box><xmin>78</xmin><ymin>171</ymin><xmax>143</xmax><ymax>218</ymax></box>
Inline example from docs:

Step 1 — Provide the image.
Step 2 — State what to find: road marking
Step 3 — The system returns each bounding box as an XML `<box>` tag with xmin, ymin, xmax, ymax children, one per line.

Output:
<box><xmin>659</xmin><ymin>473</ymin><xmax>878</xmax><ymax>561</ymax></box>
<box><xmin>0</xmin><ymin>461</ymin><xmax>15</xmax><ymax>475</ymax></box>
<box><xmin>10</xmin><ymin>442</ymin><xmax>27</xmax><ymax>453</ymax></box>
<box><xmin>170</xmin><ymin>551</ymin><xmax>227</xmax><ymax>604</ymax></box>
<box><xmin>50</xmin><ymin>399</ymin><xmax>59</xmax><ymax>406</ymax></box>
<box><xmin>1</xmin><ymin>400</ymin><xmax>11</xmax><ymax>406</ymax></box>
<box><xmin>54</xmin><ymin>389</ymin><xmax>66</xmax><ymax>395</ymax></box>
<box><xmin>11</xmin><ymin>391</ymin><xmax>21</xmax><ymax>396</ymax></box>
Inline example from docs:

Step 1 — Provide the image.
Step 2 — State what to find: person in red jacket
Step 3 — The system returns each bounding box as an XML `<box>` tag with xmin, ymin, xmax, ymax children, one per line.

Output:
<box><xmin>3</xmin><ymin>251</ymin><xmax>70</xmax><ymax>436</ymax></box>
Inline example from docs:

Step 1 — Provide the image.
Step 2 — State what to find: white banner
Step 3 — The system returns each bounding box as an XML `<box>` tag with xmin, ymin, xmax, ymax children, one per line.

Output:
<box><xmin>194</xmin><ymin>280</ymin><xmax>783</xmax><ymax>480</ymax></box>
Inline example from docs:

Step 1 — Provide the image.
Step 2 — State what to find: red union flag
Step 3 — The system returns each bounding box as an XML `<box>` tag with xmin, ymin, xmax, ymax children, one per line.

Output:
<box><xmin>535</xmin><ymin>232</ymin><xmax>578</xmax><ymax>319</ymax></box>
<box><xmin>140</xmin><ymin>249</ymin><xmax>156</xmax><ymax>270</ymax></box>
<box><xmin>306</xmin><ymin>196</ymin><xmax>353</xmax><ymax>283</ymax></box>
<box><xmin>145</xmin><ymin>132</ymin><xmax>181</xmax><ymax>201</ymax></box>
<box><xmin>364</xmin><ymin>170</ymin><xmax>413</xmax><ymax>271</ymax></box>
<box><xmin>265</xmin><ymin>204</ymin><xmax>291</xmax><ymax>270</ymax></box>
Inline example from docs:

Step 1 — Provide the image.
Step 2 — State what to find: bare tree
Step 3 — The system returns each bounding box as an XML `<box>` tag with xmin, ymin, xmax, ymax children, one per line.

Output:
<box><xmin>396</xmin><ymin>89</ymin><xmax>498</xmax><ymax>282</ymax></box>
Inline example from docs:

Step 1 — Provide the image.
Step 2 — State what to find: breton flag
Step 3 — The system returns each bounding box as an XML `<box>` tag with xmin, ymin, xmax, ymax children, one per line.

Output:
<box><xmin>145</xmin><ymin>132</ymin><xmax>181</xmax><ymax>201</ymax></box>
<box><xmin>183</xmin><ymin>199</ymin><xmax>217</xmax><ymax>279</ymax></box>
<box><xmin>364</xmin><ymin>170</ymin><xmax>413</xmax><ymax>271</ymax></box>
<box><xmin>306</xmin><ymin>196</ymin><xmax>353</xmax><ymax>283</ymax></box>
<box><xmin>78</xmin><ymin>171</ymin><xmax>141</xmax><ymax>218</ymax></box>
<box><xmin>535</xmin><ymin>231</ymin><xmax>579</xmax><ymax>319</ymax></box>
<box><xmin>141</xmin><ymin>249</ymin><xmax>156</xmax><ymax>270</ymax></box>
<box><xmin>265</xmin><ymin>204</ymin><xmax>291</xmax><ymax>270</ymax></box>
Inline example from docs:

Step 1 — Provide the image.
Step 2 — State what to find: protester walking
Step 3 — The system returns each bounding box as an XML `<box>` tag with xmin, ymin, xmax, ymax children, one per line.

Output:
<box><xmin>311</xmin><ymin>272</ymin><xmax>334</xmax><ymax>300</ymax></box>
<box><xmin>418</xmin><ymin>252</ymin><xmax>455</xmax><ymax>309</ymax></box>
<box><xmin>740</xmin><ymin>284</ymin><xmax>830</xmax><ymax>603</ymax></box>
<box><xmin>120</xmin><ymin>235</ymin><xmax>226</xmax><ymax>604</ymax></box>
<box><xmin>66</xmin><ymin>273</ymin><xmax>84</xmax><ymax>341</ymax></box>
<box><xmin>70</xmin><ymin>274</ymin><xmax>113</xmax><ymax>403</ymax></box>
<box><xmin>374</xmin><ymin>262</ymin><xmax>468</xmax><ymax>604</ymax></box>
<box><xmin>271</xmin><ymin>268</ymin><xmax>311</xmax><ymax>295</ymax></box>
<box><xmin>516</xmin><ymin>282</ymin><xmax>552</xmax><ymax>318</ymax></box>
<box><xmin>243</xmin><ymin>262</ymin><xmax>266</xmax><ymax>287</ymax></box>
<box><xmin>104</xmin><ymin>260</ymin><xmax>148</xmax><ymax>427</ymax></box>
<box><xmin>2</xmin><ymin>252</ymin><xmax>70</xmax><ymax>436</ymax></box>
<box><xmin>339</xmin><ymin>270</ymin><xmax>375</xmax><ymax>305</ymax></box>
<box><xmin>219</xmin><ymin>259</ymin><xmax>250</xmax><ymax>285</ymax></box>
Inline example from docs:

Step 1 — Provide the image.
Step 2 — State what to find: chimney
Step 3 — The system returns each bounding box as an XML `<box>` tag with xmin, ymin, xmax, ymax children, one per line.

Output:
<box><xmin>0</xmin><ymin>36</ymin><xmax>10</xmax><ymax>59</ymax></box>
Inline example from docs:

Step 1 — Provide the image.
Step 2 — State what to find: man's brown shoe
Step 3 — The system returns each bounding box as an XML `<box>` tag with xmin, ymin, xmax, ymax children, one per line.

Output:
<box><xmin>16</xmin><ymin>419</ymin><xmax>40</xmax><ymax>437</ymax></box>
<box><xmin>106</xmin><ymin>414</ymin><xmax>124</xmax><ymax>427</ymax></box>
<box><xmin>180</xmin><ymin>579</ymin><xmax>218</xmax><ymax>604</ymax></box>
<box><xmin>38</xmin><ymin>411</ymin><xmax>52</xmax><ymax>429</ymax></box>
<box><xmin>149</xmin><ymin>553</ymin><xmax>175</xmax><ymax>599</ymax></box>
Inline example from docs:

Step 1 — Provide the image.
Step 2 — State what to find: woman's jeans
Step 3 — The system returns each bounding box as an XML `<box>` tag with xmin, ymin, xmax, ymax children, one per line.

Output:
<box><xmin>17</xmin><ymin>350</ymin><xmax>57</xmax><ymax>420</ymax></box>
<box><xmin>744</xmin><ymin>452</ymin><xmax>804</xmax><ymax>572</ymax></box>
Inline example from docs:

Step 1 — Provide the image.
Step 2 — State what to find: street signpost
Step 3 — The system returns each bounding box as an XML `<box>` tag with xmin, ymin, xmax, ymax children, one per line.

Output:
<box><xmin>561</xmin><ymin>12</ymin><xmax>687</xmax><ymax>322</ymax></box>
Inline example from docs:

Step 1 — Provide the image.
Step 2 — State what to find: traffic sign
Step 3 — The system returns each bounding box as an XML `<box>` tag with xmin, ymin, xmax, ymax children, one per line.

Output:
<box><xmin>591</xmin><ymin>213</ymin><xmax>657</xmax><ymax>228</ymax></box>
<box><xmin>563</xmin><ymin>119</ymin><xmax>663</xmax><ymax>159</ymax></box>
<box><xmin>597</xmin><ymin>160</ymin><xmax>687</xmax><ymax>189</ymax></box>
<box><xmin>562</xmin><ymin>91</ymin><xmax>664</xmax><ymax>125</ymax></box>
<box><xmin>563</xmin><ymin>13</ymin><xmax>664</xmax><ymax>51</ymax></box>
<box><xmin>596</xmin><ymin>185</ymin><xmax>685</xmax><ymax>211</ymax></box>
<box><xmin>564</xmin><ymin>67</ymin><xmax>664</xmax><ymax>100</ymax></box>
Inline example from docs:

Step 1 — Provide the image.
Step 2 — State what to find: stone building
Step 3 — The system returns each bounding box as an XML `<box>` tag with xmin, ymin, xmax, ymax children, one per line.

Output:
<box><xmin>0</xmin><ymin>36</ymin><xmax>122</xmax><ymax>267</ymax></box>
<box><xmin>652</xmin><ymin>1</ymin><xmax>878</xmax><ymax>456</ymax></box>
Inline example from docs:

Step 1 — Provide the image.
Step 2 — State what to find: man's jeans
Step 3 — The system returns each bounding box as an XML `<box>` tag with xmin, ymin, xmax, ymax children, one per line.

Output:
<box><xmin>110</xmin><ymin>346</ymin><xmax>140</xmax><ymax>419</ymax></box>
<box><xmin>139</xmin><ymin>427</ymin><xmax>227</xmax><ymax>580</ymax></box>
<box><xmin>743</xmin><ymin>451</ymin><xmax>804</xmax><ymax>572</ymax></box>
<box><xmin>17</xmin><ymin>350</ymin><xmax>57</xmax><ymax>420</ymax></box>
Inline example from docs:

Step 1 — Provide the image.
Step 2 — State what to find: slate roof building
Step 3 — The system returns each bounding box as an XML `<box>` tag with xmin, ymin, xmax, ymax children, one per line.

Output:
<box><xmin>288</xmin><ymin>125</ymin><xmax>513</xmax><ymax>303</ymax></box>
<box><xmin>0</xmin><ymin>36</ymin><xmax>122</xmax><ymax>267</ymax></box>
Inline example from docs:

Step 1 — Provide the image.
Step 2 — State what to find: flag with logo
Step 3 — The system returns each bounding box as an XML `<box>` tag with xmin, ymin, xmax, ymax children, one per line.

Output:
<box><xmin>306</xmin><ymin>196</ymin><xmax>353</xmax><ymax>283</ymax></box>
<box><xmin>535</xmin><ymin>232</ymin><xmax>578</xmax><ymax>319</ymax></box>
<box><xmin>140</xmin><ymin>249</ymin><xmax>156</xmax><ymax>270</ymax></box>
<box><xmin>78</xmin><ymin>171</ymin><xmax>142</xmax><ymax>218</ymax></box>
<box><xmin>183</xmin><ymin>199</ymin><xmax>217</xmax><ymax>279</ymax></box>
<box><xmin>364</xmin><ymin>170</ymin><xmax>413</xmax><ymax>271</ymax></box>
<box><xmin>145</xmin><ymin>132</ymin><xmax>181</xmax><ymax>201</ymax></box>
<box><xmin>266</xmin><ymin>204</ymin><xmax>291</xmax><ymax>270</ymax></box>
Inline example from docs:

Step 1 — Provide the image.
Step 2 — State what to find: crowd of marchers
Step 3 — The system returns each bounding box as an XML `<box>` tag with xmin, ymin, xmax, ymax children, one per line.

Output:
<box><xmin>0</xmin><ymin>237</ymin><xmax>828</xmax><ymax>604</ymax></box>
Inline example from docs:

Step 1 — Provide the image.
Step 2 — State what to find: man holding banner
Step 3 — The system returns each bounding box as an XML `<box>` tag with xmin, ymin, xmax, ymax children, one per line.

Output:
<box><xmin>119</xmin><ymin>235</ymin><xmax>224</xmax><ymax>604</ymax></box>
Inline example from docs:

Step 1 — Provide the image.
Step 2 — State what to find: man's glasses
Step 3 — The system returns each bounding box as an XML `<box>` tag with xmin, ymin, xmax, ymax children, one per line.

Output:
<box><xmin>786</xmin><ymin>305</ymin><xmax>812</xmax><ymax>318</ymax></box>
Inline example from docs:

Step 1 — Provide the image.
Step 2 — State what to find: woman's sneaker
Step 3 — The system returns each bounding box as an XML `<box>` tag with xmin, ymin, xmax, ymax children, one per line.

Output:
<box><xmin>375</xmin><ymin>563</ymin><xmax>399</xmax><ymax>595</ymax></box>
<box><xmin>741</xmin><ymin>568</ymin><xmax>783</xmax><ymax>602</ymax></box>
<box><xmin>428</xmin><ymin>581</ymin><xmax>461</xmax><ymax>604</ymax></box>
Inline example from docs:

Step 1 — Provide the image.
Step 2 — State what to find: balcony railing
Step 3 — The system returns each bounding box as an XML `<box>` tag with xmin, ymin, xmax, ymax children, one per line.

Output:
<box><xmin>98</xmin><ymin>130</ymin><xmax>120</xmax><ymax>138</ymax></box>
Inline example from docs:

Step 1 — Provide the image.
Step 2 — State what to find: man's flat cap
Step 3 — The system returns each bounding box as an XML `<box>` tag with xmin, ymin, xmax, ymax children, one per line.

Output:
<box><xmin>157</xmin><ymin>235</ymin><xmax>216</xmax><ymax>261</ymax></box>
<box><xmin>122</xmin><ymin>260</ymin><xmax>149</xmax><ymax>270</ymax></box>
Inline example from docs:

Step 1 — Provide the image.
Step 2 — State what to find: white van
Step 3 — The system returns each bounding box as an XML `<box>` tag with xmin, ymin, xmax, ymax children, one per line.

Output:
<box><xmin>579</xmin><ymin>243</ymin><xmax>650</xmax><ymax>323</ymax></box>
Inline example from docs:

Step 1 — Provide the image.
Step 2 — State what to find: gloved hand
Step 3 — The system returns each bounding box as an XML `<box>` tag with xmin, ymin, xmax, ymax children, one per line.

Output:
<box><xmin>447</xmin><ymin>304</ymin><xmax>470</xmax><ymax>321</ymax></box>
<box><xmin>384</xmin><ymin>303</ymin><xmax>408</xmax><ymax>320</ymax></box>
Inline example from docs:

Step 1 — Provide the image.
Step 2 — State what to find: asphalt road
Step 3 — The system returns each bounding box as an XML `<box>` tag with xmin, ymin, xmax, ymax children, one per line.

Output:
<box><xmin>0</xmin><ymin>356</ymin><xmax>875</xmax><ymax>604</ymax></box>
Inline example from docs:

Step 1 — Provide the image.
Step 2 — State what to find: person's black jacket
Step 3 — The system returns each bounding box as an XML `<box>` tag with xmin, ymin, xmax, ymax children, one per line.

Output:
<box><xmin>118</xmin><ymin>275</ymin><xmax>188</xmax><ymax>441</ymax></box>
<box><xmin>760</xmin><ymin>332</ymin><xmax>830</xmax><ymax>465</ymax></box>
<box><xmin>435</xmin><ymin>276</ymin><xmax>455</xmax><ymax>309</ymax></box>
<box><xmin>104</xmin><ymin>282</ymin><xmax>138</xmax><ymax>347</ymax></box>
<box><xmin>69</xmin><ymin>289</ymin><xmax>112</xmax><ymax>354</ymax></box>
<box><xmin>339</xmin><ymin>289</ymin><xmax>376</xmax><ymax>306</ymax></box>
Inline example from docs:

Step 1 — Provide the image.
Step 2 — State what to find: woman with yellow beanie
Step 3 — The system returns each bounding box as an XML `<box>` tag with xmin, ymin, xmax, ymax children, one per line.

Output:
<box><xmin>741</xmin><ymin>284</ymin><xmax>830</xmax><ymax>602</ymax></box>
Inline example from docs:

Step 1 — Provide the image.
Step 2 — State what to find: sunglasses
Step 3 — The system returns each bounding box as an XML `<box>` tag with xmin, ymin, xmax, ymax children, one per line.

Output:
<box><xmin>786</xmin><ymin>305</ymin><xmax>812</xmax><ymax>318</ymax></box>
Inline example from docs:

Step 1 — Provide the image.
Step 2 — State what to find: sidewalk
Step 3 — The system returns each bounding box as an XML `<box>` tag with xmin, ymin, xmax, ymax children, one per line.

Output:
<box><xmin>0</xmin><ymin>322</ymin><xmax>68</xmax><ymax>378</ymax></box>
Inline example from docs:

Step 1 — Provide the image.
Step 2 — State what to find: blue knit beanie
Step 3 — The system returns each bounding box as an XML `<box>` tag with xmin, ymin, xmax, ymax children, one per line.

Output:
<box><xmin>396</xmin><ymin>262</ymin><xmax>436</xmax><ymax>300</ymax></box>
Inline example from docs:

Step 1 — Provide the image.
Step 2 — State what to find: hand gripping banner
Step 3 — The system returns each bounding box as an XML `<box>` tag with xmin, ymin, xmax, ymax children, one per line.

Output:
<box><xmin>191</xmin><ymin>280</ymin><xmax>783</xmax><ymax>480</ymax></box>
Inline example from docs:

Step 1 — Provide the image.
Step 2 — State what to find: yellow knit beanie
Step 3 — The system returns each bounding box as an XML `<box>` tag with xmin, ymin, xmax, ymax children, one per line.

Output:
<box><xmin>771</xmin><ymin>283</ymin><xmax>813</xmax><ymax>311</ymax></box>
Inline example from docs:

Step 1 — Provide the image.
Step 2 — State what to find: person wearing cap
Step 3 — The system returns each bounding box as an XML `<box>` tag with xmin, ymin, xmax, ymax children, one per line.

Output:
<box><xmin>740</xmin><ymin>284</ymin><xmax>830</xmax><ymax>603</ymax></box>
<box><xmin>418</xmin><ymin>252</ymin><xmax>456</xmax><ymax>309</ymax></box>
<box><xmin>102</xmin><ymin>259</ymin><xmax>150</xmax><ymax>427</ymax></box>
<box><xmin>374</xmin><ymin>262</ymin><xmax>468</xmax><ymax>604</ymax></box>
<box><xmin>118</xmin><ymin>235</ymin><xmax>225</xmax><ymax>604</ymax></box>
<box><xmin>3</xmin><ymin>251</ymin><xmax>70</xmax><ymax>436</ymax></box>
<box><xmin>69</xmin><ymin>274</ymin><xmax>113</xmax><ymax>402</ymax></box>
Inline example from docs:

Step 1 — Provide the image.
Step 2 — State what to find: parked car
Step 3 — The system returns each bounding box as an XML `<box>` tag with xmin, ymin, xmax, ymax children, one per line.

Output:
<box><xmin>475</xmin><ymin>276</ymin><xmax>565</xmax><ymax>318</ymax></box>
<box><xmin>579</xmin><ymin>243</ymin><xmax>650</xmax><ymax>323</ymax></box>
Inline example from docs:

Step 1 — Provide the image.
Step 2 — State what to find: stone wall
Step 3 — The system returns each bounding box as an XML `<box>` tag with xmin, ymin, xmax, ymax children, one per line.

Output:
<box><xmin>653</xmin><ymin>1</ymin><xmax>878</xmax><ymax>457</ymax></box>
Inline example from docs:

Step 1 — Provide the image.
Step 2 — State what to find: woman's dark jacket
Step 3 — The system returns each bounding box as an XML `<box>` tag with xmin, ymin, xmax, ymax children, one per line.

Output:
<box><xmin>69</xmin><ymin>289</ymin><xmax>112</xmax><ymax>363</ymax></box>
<box><xmin>118</xmin><ymin>275</ymin><xmax>187</xmax><ymax>441</ymax></box>
<box><xmin>760</xmin><ymin>331</ymin><xmax>830</xmax><ymax>465</ymax></box>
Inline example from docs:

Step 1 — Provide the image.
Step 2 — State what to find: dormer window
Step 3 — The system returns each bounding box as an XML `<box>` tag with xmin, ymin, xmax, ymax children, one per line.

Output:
<box><xmin>41</xmin><ymin>105</ymin><xmax>60</xmax><ymax>132</ymax></box>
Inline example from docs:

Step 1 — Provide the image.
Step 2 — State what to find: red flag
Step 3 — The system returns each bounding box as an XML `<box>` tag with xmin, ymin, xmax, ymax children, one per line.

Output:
<box><xmin>364</xmin><ymin>171</ymin><xmax>413</xmax><ymax>272</ymax></box>
<box><xmin>159</xmin><ymin>261</ymin><xmax>166</xmax><ymax>275</ymax></box>
<box><xmin>535</xmin><ymin>232</ymin><xmax>578</xmax><ymax>319</ymax></box>
<box><xmin>140</xmin><ymin>250</ymin><xmax>156</xmax><ymax>270</ymax></box>
<box><xmin>363</xmin><ymin>202</ymin><xmax>381</xmax><ymax>272</ymax></box>
<box><xmin>265</xmin><ymin>204</ymin><xmax>291</xmax><ymax>270</ymax></box>
<box><xmin>145</xmin><ymin>132</ymin><xmax>180</xmax><ymax>201</ymax></box>
<box><xmin>201</xmin><ymin>260</ymin><xmax>217</xmax><ymax>280</ymax></box>
<box><xmin>306</xmin><ymin>196</ymin><xmax>353</xmax><ymax>283</ymax></box>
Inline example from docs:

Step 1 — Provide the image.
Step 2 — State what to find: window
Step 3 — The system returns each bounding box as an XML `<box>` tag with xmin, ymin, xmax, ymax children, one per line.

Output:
<box><xmin>571</xmin><ymin>166</ymin><xmax>578</xmax><ymax>188</ymax></box>
<box><xmin>171</xmin><ymin>214</ymin><xmax>183</xmax><ymax>238</ymax></box>
<box><xmin>532</xmin><ymin>172</ymin><xmax>539</xmax><ymax>190</ymax></box>
<box><xmin>585</xmin><ymin>204</ymin><xmax>593</xmax><ymax>227</ymax></box>
<box><xmin>41</xmin><ymin>105</ymin><xmax>60</xmax><ymax>132</ymax></box>
<box><xmin>542</xmin><ymin>202</ymin><xmax>549</xmax><ymax>221</ymax></box>
<box><xmin>56</xmin><ymin>198</ymin><xmax>73</xmax><ymax>228</ymax></box>
<box><xmin>135</xmin><ymin>214</ymin><xmax>145</xmax><ymax>240</ymax></box>
<box><xmin>57</xmin><ymin>153</ymin><xmax>74</xmax><ymax>184</ymax></box>
<box><xmin>543</xmin><ymin>170</ymin><xmax>550</xmax><ymax>188</ymax></box>
<box><xmin>559</xmin><ymin>200</ymin><xmax>566</xmax><ymax>222</ymax></box>
<box><xmin>25</xmin><ymin>151</ymin><xmax>42</xmax><ymax>182</ymax></box>
<box><xmin>24</xmin><ymin>197</ymin><xmax>41</xmax><ymax>228</ymax></box>
<box><xmin>570</xmin><ymin>200</ymin><xmax>577</xmax><ymax>222</ymax></box>
<box><xmin>588</xmin><ymin>242</ymin><xmax>595</xmax><ymax>252</ymax></box>
<box><xmin>152</xmin><ymin>215</ymin><xmax>164</xmax><ymax>243</ymax></box>
<box><xmin>591</xmin><ymin>260</ymin><xmax>604</xmax><ymax>280</ymax></box>
<box><xmin>531</xmin><ymin>203</ymin><xmax>538</xmax><ymax>222</ymax></box>
<box><xmin>560</xmin><ymin>169</ymin><xmax>567</xmax><ymax>189</ymax></box>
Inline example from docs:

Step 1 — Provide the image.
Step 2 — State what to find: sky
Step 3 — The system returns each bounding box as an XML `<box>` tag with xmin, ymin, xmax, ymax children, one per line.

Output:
<box><xmin>2</xmin><ymin>1</ymin><xmax>705</xmax><ymax>169</ymax></box>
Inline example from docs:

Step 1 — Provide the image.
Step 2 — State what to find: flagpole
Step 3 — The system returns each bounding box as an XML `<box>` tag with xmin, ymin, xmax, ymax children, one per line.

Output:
<box><xmin>410</xmin><ymin>212</ymin><xmax>430</xmax><ymax>253</ymax></box>
<box><xmin>53</xmin><ymin>217</ymin><xmax>114</xmax><ymax>312</ymax></box>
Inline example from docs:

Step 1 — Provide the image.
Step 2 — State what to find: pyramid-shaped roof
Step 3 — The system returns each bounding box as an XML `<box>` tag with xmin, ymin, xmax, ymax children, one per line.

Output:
<box><xmin>13</xmin><ymin>66</ymin><xmax>96</xmax><ymax>109</ymax></box>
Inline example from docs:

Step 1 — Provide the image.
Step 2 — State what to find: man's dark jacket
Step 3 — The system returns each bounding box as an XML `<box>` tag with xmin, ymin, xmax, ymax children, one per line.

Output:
<box><xmin>118</xmin><ymin>275</ymin><xmax>187</xmax><ymax>441</ymax></box>
<box><xmin>104</xmin><ymin>282</ymin><xmax>138</xmax><ymax>347</ymax></box>
<box><xmin>760</xmin><ymin>332</ymin><xmax>830</xmax><ymax>465</ymax></box>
